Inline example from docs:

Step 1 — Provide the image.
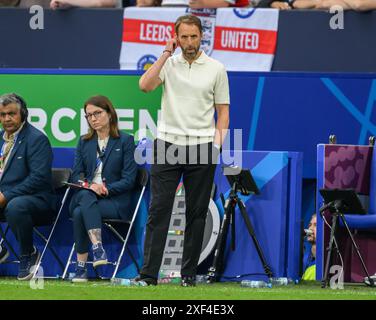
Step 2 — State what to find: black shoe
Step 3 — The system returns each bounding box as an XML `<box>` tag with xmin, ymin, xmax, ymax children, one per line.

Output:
<box><xmin>17</xmin><ymin>247</ymin><xmax>40</xmax><ymax>281</ymax></box>
<box><xmin>181</xmin><ymin>275</ymin><xmax>196</xmax><ymax>287</ymax></box>
<box><xmin>72</xmin><ymin>261</ymin><xmax>88</xmax><ymax>283</ymax></box>
<box><xmin>0</xmin><ymin>245</ymin><xmax>9</xmax><ymax>264</ymax></box>
<box><xmin>134</xmin><ymin>274</ymin><xmax>157</xmax><ymax>286</ymax></box>
<box><xmin>364</xmin><ymin>273</ymin><xmax>376</xmax><ymax>286</ymax></box>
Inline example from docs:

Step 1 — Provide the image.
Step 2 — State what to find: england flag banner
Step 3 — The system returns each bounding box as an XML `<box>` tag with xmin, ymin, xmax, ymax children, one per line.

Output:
<box><xmin>212</xmin><ymin>8</ymin><xmax>279</xmax><ymax>71</ymax></box>
<box><xmin>119</xmin><ymin>7</ymin><xmax>279</xmax><ymax>72</ymax></box>
<box><xmin>120</xmin><ymin>7</ymin><xmax>185</xmax><ymax>70</ymax></box>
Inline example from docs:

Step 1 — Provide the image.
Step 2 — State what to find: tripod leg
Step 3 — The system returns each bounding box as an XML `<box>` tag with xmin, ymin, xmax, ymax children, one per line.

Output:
<box><xmin>237</xmin><ymin>200</ymin><xmax>273</xmax><ymax>278</ymax></box>
<box><xmin>322</xmin><ymin>213</ymin><xmax>338</xmax><ymax>288</ymax></box>
<box><xmin>231</xmin><ymin>207</ymin><xmax>235</xmax><ymax>251</ymax></box>
<box><xmin>207</xmin><ymin>198</ymin><xmax>233</xmax><ymax>283</ymax></box>
<box><xmin>339</xmin><ymin>214</ymin><xmax>374</xmax><ymax>286</ymax></box>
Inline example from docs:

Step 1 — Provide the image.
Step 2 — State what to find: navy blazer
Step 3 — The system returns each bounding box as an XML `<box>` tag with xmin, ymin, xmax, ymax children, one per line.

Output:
<box><xmin>70</xmin><ymin>131</ymin><xmax>138</xmax><ymax>219</ymax></box>
<box><xmin>0</xmin><ymin>122</ymin><xmax>54</xmax><ymax>207</ymax></box>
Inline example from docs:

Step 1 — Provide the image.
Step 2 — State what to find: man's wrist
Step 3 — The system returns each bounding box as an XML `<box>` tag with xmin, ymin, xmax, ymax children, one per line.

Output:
<box><xmin>163</xmin><ymin>50</ymin><xmax>172</xmax><ymax>56</ymax></box>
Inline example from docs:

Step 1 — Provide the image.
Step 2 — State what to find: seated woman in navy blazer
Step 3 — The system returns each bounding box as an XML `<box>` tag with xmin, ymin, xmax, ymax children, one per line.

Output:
<box><xmin>69</xmin><ymin>95</ymin><xmax>137</xmax><ymax>282</ymax></box>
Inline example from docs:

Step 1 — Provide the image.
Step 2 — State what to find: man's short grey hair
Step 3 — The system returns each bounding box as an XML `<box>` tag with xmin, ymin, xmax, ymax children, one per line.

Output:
<box><xmin>175</xmin><ymin>15</ymin><xmax>203</xmax><ymax>35</ymax></box>
<box><xmin>0</xmin><ymin>93</ymin><xmax>23</xmax><ymax>110</ymax></box>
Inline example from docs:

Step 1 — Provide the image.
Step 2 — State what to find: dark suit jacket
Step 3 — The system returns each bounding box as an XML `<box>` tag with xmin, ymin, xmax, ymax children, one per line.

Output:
<box><xmin>0</xmin><ymin>122</ymin><xmax>54</xmax><ymax>207</ymax></box>
<box><xmin>70</xmin><ymin>131</ymin><xmax>138</xmax><ymax>219</ymax></box>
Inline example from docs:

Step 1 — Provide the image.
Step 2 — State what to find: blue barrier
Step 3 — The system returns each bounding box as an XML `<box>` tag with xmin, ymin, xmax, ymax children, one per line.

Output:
<box><xmin>215</xmin><ymin>151</ymin><xmax>303</xmax><ymax>281</ymax></box>
<box><xmin>0</xmin><ymin>148</ymin><xmax>302</xmax><ymax>281</ymax></box>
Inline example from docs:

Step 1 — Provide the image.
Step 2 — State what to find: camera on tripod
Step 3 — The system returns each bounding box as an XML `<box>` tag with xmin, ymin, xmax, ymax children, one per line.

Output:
<box><xmin>223</xmin><ymin>165</ymin><xmax>260</xmax><ymax>196</ymax></box>
<box><xmin>206</xmin><ymin>165</ymin><xmax>273</xmax><ymax>283</ymax></box>
<box><xmin>319</xmin><ymin>188</ymin><xmax>374</xmax><ymax>287</ymax></box>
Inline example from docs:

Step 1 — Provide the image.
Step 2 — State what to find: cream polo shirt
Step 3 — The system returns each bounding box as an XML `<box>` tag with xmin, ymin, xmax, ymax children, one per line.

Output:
<box><xmin>157</xmin><ymin>51</ymin><xmax>230</xmax><ymax>146</ymax></box>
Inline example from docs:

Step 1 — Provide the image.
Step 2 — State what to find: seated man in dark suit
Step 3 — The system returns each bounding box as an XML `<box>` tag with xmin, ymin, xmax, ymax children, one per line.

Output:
<box><xmin>0</xmin><ymin>93</ymin><xmax>56</xmax><ymax>281</ymax></box>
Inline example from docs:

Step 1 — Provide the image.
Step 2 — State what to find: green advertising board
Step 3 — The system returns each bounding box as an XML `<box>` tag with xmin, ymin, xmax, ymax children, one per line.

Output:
<box><xmin>0</xmin><ymin>72</ymin><xmax>162</xmax><ymax>147</ymax></box>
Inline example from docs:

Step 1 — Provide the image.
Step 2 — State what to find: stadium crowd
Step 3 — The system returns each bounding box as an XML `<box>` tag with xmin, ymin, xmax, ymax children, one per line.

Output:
<box><xmin>0</xmin><ymin>0</ymin><xmax>375</xmax><ymax>11</ymax></box>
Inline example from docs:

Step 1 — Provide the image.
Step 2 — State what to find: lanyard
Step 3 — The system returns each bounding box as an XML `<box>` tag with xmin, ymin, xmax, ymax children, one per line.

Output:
<box><xmin>0</xmin><ymin>134</ymin><xmax>18</xmax><ymax>163</ymax></box>
<box><xmin>95</xmin><ymin>143</ymin><xmax>106</xmax><ymax>171</ymax></box>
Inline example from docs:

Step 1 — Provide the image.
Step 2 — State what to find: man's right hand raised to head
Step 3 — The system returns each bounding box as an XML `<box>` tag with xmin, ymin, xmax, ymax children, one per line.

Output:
<box><xmin>164</xmin><ymin>37</ymin><xmax>178</xmax><ymax>56</ymax></box>
<box><xmin>139</xmin><ymin>37</ymin><xmax>177</xmax><ymax>93</ymax></box>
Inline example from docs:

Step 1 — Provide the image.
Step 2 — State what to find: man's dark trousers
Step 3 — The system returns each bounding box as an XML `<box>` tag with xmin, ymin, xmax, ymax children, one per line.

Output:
<box><xmin>141</xmin><ymin>139</ymin><xmax>217</xmax><ymax>278</ymax></box>
<box><xmin>0</xmin><ymin>195</ymin><xmax>55</xmax><ymax>256</ymax></box>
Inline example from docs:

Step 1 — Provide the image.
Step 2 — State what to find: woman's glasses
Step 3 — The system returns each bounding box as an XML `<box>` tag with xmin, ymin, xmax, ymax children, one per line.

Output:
<box><xmin>85</xmin><ymin>110</ymin><xmax>104</xmax><ymax>120</ymax></box>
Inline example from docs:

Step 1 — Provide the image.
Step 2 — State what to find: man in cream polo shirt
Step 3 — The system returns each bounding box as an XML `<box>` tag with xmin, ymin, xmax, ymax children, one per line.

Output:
<box><xmin>137</xmin><ymin>14</ymin><xmax>230</xmax><ymax>287</ymax></box>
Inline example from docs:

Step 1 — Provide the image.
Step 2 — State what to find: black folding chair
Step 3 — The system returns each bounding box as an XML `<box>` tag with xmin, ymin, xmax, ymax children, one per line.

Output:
<box><xmin>32</xmin><ymin>168</ymin><xmax>72</xmax><ymax>278</ymax></box>
<box><xmin>0</xmin><ymin>223</ymin><xmax>20</xmax><ymax>264</ymax></box>
<box><xmin>62</xmin><ymin>168</ymin><xmax>149</xmax><ymax>280</ymax></box>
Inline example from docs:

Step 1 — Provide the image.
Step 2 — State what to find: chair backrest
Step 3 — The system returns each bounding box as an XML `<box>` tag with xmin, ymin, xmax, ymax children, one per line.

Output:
<box><xmin>126</xmin><ymin>167</ymin><xmax>149</xmax><ymax>220</ymax></box>
<box><xmin>368</xmin><ymin>147</ymin><xmax>376</xmax><ymax>214</ymax></box>
<box><xmin>322</xmin><ymin>144</ymin><xmax>373</xmax><ymax>213</ymax></box>
<box><xmin>51</xmin><ymin>168</ymin><xmax>72</xmax><ymax>191</ymax></box>
<box><xmin>323</xmin><ymin>144</ymin><xmax>372</xmax><ymax>194</ymax></box>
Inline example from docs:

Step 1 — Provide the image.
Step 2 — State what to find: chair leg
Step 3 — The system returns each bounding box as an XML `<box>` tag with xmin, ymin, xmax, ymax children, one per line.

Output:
<box><xmin>62</xmin><ymin>243</ymin><xmax>75</xmax><ymax>280</ymax></box>
<box><xmin>32</xmin><ymin>187</ymin><xmax>70</xmax><ymax>279</ymax></box>
<box><xmin>111</xmin><ymin>186</ymin><xmax>146</xmax><ymax>279</ymax></box>
<box><xmin>124</xmin><ymin>245</ymin><xmax>140</xmax><ymax>274</ymax></box>
<box><xmin>34</xmin><ymin>228</ymin><xmax>65</xmax><ymax>273</ymax></box>
<box><xmin>0</xmin><ymin>224</ymin><xmax>20</xmax><ymax>261</ymax></box>
<box><xmin>104</xmin><ymin>223</ymin><xmax>140</xmax><ymax>277</ymax></box>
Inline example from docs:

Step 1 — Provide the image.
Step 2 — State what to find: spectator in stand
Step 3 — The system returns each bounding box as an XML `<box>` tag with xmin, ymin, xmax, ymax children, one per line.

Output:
<box><xmin>0</xmin><ymin>0</ymin><xmax>17</xmax><ymax>6</ymax></box>
<box><xmin>288</xmin><ymin>0</ymin><xmax>317</xmax><ymax>8</ymax></box>
<box><xmin>257</xmin><ymin>0</ymin><xmax>292</xmax><ymax>9</ymax></box>
<box><xmin>0</xmin><ymin>0</ymin><xmax>134</xmax><ymax>7</ymax></box>
<box><xmin>0</xmin><ymin>0</ymin><xmax>50</xmax><ymax>7</ymax></box>
<box><xmin>188</xmin><ymin>0</ymin><xmax>249</xmax><ymax>7</ymax></box>
<box><xmin>259</xmin><ymin>0</ymin><xmax>376</xmax><ymax>10</ymax></box>
<box><xmin>137</xmin><ymin>0</ymin><xmax>161</xmax><ymax>6</ymax></box>
<box><xmin>315</xmin><ymin>0</ymin><xmax>376</xmax><ymax>10</ymax></box>
<box><xmin>50</xmin><ymin>0</ymin><xmax>122</xmax><ymax>9</ymax></box>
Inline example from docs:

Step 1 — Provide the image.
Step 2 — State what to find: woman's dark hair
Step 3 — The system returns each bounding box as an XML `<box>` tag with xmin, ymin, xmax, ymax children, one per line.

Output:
<box><xmin>83</xmin><ymin>95</ymin><xmax>120</xmax><ymax>140</ymax></box>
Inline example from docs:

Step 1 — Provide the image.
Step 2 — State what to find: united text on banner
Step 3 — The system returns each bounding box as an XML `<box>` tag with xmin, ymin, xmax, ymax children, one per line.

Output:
<box><xmin>211</xmin><ymin>8</ymin><xmax>279</xmax><ymax>71</ymax></box>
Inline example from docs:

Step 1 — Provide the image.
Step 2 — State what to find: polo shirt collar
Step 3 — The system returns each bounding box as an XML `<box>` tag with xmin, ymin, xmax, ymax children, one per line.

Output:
<box><xmin>177</xmin><ymin>50</ymin><xmax>207</xmax><ymax>65</ymax></box>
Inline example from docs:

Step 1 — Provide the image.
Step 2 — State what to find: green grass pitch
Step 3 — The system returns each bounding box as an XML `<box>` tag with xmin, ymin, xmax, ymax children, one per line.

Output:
<box><xmin>0</xmin><ymin>279</ymin><xmax>375</xmax><ymax>300</ymax></box>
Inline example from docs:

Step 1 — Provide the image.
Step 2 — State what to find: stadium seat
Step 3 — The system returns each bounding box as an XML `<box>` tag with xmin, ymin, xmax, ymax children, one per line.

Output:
<box><xmin>317</xmin><ymin>143</ymin><xmax>376</xmax><ymax>282</ymax></box>
<box><xmin>318</xmin><ymin>144</ymin><xmax>375</xmax><ymax>227</ymax></box>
